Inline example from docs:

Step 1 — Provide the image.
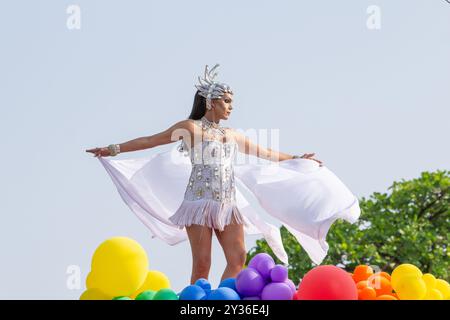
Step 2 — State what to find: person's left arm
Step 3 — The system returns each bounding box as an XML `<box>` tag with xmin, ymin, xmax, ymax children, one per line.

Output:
<box><xmin>228</xmin><ymin>129</ymin><xmax>294</xmax><ymax>162</ymax></box>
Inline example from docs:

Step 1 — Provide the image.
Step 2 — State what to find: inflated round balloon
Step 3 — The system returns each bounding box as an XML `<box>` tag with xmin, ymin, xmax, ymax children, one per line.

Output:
<box><xmin>270</xmin><ymin>265</ymin><xmax>288</xmax><ymax>283</ymax></box>
<box><xmin>207</xmin><ymin>287</ymin><xmax>240</xmax><ymax>300</ymax></box>
<box><xmin>395</xmin><ymin>275</ymin><xmax>427</xmax><ymax>300</ymax></box>
<box><xmin>297</xmin><ymin>265</ymin><xmax>358</xmax><ymax>300</ymax></box>
<box><xmin>422</xmin><ymin>273</ymin><xmax>436</xmax><ymax>289</ymax></box>
<box><xmin>367</xmin><ymin>275</ymin><xmax>393</xmax><ymax>296</ymax></box>
<box><xmin>285</xmin><ymin>279</ymin><xmax>297</xmax><ymax>295</ymax></box>
<box><xmin>391</xmin><ymin>264</ymin><xmax>422</xmax><ymax>291</ymax></box>
<box><xmin>376</xmin><ymin>294</ymin><xmax>398</xmax><ymax>300</ymax></box>
<box><xmin>435</xmin><ymin>279</ymin><xmax>450</xmax><ymax>299</ymax></box>
<box><xmin>352</xmin><ymin>265</ymin><xmax>374</xmax><ymax>283</ymax></box>
<box><xmin>79</xmin><ymin>288</ymin><xmax>112</xmax><ymax>300</ymax></box>
<box><xmin>375</xmin><ymin>271</ymin><xmax>391</xmax><ymax>281</ymax></box>
<box><xmin>86</xmin><ymin>271</ymin><xmax>95</xmax><ymax>289</ymax></box>
<box><xmin>236</xmin><ymin>267</ymin><xmax>265</xmax><ymax>297</ymax></box>
<box><xmin>195</xmin><ymin>278</ymin><xmax>212</xmax><ymax>290</ymax></box>
<box><xmin>256</xmin><ymin>259</ymin><xmax>275</xmax><ymax>281</ymax></box>
<box><xmin>356</xmin><ymin>281</ymin><xmax>376</xmax><ymax>300</ymax></box>
<box><xmin>359</xmin><ymin>287</ymin><xmax>377</xmax><ymax>300</ymax></box>
<box><xmin>135</xmin><ymin>290</ymin><xmax>156</xmax><ymax>300</ymax></box>
<box><xmin>243</xmin><ymin>296</ymin><xmax>261</xmax><ymax>300</ymax></box>
<box><xmin>219</xmin><ymin>278</ymin><xmax>237</xmax><ymax>291</ymax></box>
<box><xmin>112</xmin><ymin>296</ymin><xmax>133</xmax><ymax>300</ymax></box>
<box><xmin>248</xmin><ymin>253</ymin><xmax>274</xmax><ymax>269</ymax></box>
<box><xmin>89</xmin><ymin>237</ymin><xmax>149</xmax><ymax>297</ymax></box>
<box><xmin>424</xmin><ymin>288</ymin><xmax>444</xmax><ymax>300</ymax></box>
<box><xmin>131</xmin><ymin>270</ymin><xmax>171</xmax><ymax>299</ymax></box>
<box><xmin>261</xmin><ymin>282</ymin><xmax>293</xmax><ymax>300</ymax></box>
<box><xmin>179</xmin><ymin>285</ymin><xmax>207</xmax><ymax>300</ymax></box>
<box><xmin>153</xmin><ymin>288</ymin><xmax>179</xmax><ymax>300</ymax></box>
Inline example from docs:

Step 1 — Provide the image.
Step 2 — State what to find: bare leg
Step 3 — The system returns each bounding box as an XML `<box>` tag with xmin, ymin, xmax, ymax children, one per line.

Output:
<box><xmin>186</xmin><ymin>224</ymin><xmax>213</xmax><ymax>284</ymax></box>
<box><xmin>214</xmin><ymin>218</ymin><xmax>246</xmax><ymax>282</ymax></box>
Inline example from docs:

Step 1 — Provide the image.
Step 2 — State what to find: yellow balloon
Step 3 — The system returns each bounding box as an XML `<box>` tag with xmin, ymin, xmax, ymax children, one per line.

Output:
<box><xmin>86</xmin><ymin>271</ymin><xmax>95</xmax><ymax>289</ymax></box>
<box><xmin>130</xmin><ymin>270</ymin><xmax>171</xmax><ymax>299</ymax></box>
<box><xmin>422</xmin><ymin>273</ymin><xmax>436</xmax><ymax>289</ymax></box>
<box><xmin>435</xmin><ymin>279</ymin><xmax>450</xmax><ymax>300</ymax></box>
<box><xmin>79</xmin><ymin>288</ymin><xmax>113</xmax><ymax>300</ymax></box>
<box><xmin>391</xmin><ymin>264</ymin><xmax>423</xmax><ymax>291</ymax></box>
<box><xmin>395</xmin><ymin>275</ymin><xmax>427</xmax><ymax>300</ymax></box>
<box><xmin>424</xmin><ymin>288</ymin><xmax>444</xmax><ymax>300</ymax></box>
<box><xmin>89</xmin><ymin>237</ymin><xmax>149</xmax><ymax>297</ymax></box>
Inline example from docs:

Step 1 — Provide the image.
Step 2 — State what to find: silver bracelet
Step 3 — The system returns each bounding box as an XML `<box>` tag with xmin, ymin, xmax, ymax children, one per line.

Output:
<box><xmin>108</xmin><ymin>144</ymin><xmax>121</xmax><ymax>156</ymax></box>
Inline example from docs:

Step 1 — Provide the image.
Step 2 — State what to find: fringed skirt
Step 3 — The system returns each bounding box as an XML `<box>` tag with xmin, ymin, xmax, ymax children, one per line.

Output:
<box><xmin>168</xmin><ymin>198</ymin><xmax>247</xmax><ymax>231</ymax></box>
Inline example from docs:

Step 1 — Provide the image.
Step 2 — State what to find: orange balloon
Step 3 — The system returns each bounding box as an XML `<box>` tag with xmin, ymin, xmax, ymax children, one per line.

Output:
<box><xmin>352</xmin><ymin>265</ymin><xmax>374</xmax><ymax>283</ymax></box>
<box><xmin>368</xmin><ymin>275</ymin><xmax>393</xmax><ymax>296</ymax></box>
<box><xmin>375</xmin><ymin>271</ymin><xmax>391</xmax><ymax>281</ymax></box>
<box><xmin>358</xmin><ymin>287</ymin><xmax>377</xmax><ymax>300</ymax></box>
<box><xmin>356</xmin><ymin>280</ymin><xmax>369</xmax><ymax>290</ymax></box>
<box><xmin>376</xmin><ymin>294</ymin><xmax>398</xmax><ymax>300</ymax></box>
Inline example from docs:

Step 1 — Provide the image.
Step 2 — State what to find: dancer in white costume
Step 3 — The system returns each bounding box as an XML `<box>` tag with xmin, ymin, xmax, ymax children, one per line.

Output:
<box><xmin>86</xmin><ymin>64</ymin><xmax>360</xmax><ymax>284</ymax></box>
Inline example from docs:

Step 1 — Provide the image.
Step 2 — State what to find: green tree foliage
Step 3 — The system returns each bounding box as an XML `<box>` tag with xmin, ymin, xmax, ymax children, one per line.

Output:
<box><xmin>246</xmin><ymin>170</ymin><xmax>449</xmax><ymax>284</ymax></box>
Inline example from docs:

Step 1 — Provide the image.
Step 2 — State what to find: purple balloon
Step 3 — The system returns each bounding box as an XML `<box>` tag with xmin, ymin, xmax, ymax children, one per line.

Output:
<box><xmin>235</xmin><ymin>267</ymin><xmax>265</xmax><ymax>297</ymax></box>
<box><xmin>248</xmin><ymin>253</ymin><xmax>274</xmax><ymax>269</ymax></box>
<box><xmin>243</xmin><ymin>296</ymin><xmax>261</xmax><ymax>300</ymax></box>
<box><xmin>261</xmin><ymin>282</ymin><xmax>293</xmax><ymax>300</ymax></box>
<box><xmin>285</xmin><ymin>279</ymin><xmax>297</xmax><ymax>295</ymax></box>
<box><xmin>256</xmin><ymin>259</ymin><xmax>275</xmax><ymax>281</ymax></box>
<box><xmin>270</xmin><ymin>265</ymin><xmax>288</xmax><ymax>282</ymax></box>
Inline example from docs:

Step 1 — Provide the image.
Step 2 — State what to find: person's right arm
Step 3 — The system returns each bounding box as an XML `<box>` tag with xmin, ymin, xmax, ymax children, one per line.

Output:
<box><xmin>122</xmin><ymin>120</ymin><xmax>193</xmax><ymax>152</ymax></box>
<box><xmin>86</xmin><ymin>120</ymin><xmax>194</xmax><ymax>157</ymax></box>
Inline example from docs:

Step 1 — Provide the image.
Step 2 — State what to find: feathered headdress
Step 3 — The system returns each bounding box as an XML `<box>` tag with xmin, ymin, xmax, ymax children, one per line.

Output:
<box><xmin>194</xmin><ymin>64</ymin><xmax>233</xmax><ymax>109</ymax></box>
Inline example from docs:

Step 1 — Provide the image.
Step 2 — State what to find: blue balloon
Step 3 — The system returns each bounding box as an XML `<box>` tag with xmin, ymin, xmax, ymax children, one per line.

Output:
<box><xmin>219</xmin><ymin>278</ymin><xmax>237</xmax><ymax>291</ymax></box>
<box><xmin>207</xmin><ymin>287</ymin><xmax>241</xmax><ymax>300</ymax></box>
<box><xmin>179</xmin><ymin>285</ymin><xmax>207</xmax><ymax>300</ymax></box>
<box><xmin>194</xmin><ymin>278</ymin><xmax>212</xmax><ymax>290</ymax></box>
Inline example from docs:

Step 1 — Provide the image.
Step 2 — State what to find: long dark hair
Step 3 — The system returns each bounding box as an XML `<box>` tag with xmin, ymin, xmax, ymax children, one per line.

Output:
<box><xmin>178</xmin><ymin>90</ymin><xmax>207</xmax><ymax>153</ymax></box>
<box><xmin>188</xmin><ymin>90</ymin><xmax>207</xmax><ymax>120</ymax></box>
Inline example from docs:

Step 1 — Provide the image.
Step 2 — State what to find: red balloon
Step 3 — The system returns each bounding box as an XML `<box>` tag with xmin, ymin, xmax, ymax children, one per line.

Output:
<box><xmin>297</xmin><ymin>265</ymin><xmax>358</xmax><ymax>300</ymax></box>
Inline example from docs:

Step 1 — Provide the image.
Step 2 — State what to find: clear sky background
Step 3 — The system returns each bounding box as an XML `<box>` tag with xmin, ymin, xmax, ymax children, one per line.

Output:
<box><xmin>1</xmin><ymin>0</ymin><xmax>449</xmax><ymax>299</ymax></box>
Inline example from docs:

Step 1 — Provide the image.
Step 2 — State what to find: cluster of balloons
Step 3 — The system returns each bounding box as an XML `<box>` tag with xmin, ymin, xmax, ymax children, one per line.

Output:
<box><xmin>234</xmin><ymin>253</ymin><xmax>296</xmax><ymax>300</ymax></box>
<box><xmin>179</xmin><ymin>278</ymin><xmax>240</xmax><ymax>300</ymax></box>
<box><xmin>79</xmin><ymin>238</ymin><xmax>449</xmax><ymax>301</ymax></box>
<box><xmin>79</xmin><ymin>237</ymin><xmax>175</xmax><ymax>300</ymax></box>
<box><xmin>350</xmin><ymin>263</ymin><xmax>450</xmax><ymax>300</ymax></box>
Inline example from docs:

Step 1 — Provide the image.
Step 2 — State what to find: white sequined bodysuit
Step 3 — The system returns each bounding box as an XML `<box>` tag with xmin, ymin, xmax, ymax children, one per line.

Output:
<box><xmin>168</xmin><ymin>116</ymin><xmax>247</xmax><ymax>231</ymax></box>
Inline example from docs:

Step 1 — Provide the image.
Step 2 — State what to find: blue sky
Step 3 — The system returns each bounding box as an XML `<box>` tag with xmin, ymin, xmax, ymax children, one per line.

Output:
<box><xmin>0</xmin><ymin>0</ymin><xmax>449</xmax><ymax>299</ymax></box>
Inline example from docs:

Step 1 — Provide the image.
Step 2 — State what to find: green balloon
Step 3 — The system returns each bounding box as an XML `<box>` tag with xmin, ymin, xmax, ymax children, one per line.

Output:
<box><xmin>152</xmin><ymin>288</ymin><xmax>179</xmax><ymax>300</ymax></box>
<box><xmin>135</xmin><ymin>290</ymin><xmax>156</xmax><ymax>300</ymax></box>
<box><xmin>112</xmin><ymin>296</ymin><xmax>133</xmax><ymax>300</ymax></box>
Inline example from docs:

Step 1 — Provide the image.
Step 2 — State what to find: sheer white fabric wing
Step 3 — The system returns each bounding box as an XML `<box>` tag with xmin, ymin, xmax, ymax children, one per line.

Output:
<box><xmin>97</xmin><ymin>148</ymin><xmax>360</xmax><ymax>265</ymax></box>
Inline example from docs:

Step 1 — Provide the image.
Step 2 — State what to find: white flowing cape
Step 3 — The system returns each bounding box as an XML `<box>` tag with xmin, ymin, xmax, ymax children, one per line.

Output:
<box><xmin>98</xmin><ymin>147</ymin><xmax>360</xmax><ymax>265</ymax></box>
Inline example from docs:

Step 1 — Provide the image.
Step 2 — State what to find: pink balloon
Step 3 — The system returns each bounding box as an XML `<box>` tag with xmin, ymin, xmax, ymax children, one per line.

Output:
<box><xmin>261</xmin><ymin>282</ymin><xmax>293</xmax><ymax>300</ymax></box>
<box><xmin>297</xmin><ymin>265</ymin><xmax>358</xmax><ymax>300</ymax></box>
<box><xmin>235</xmin><ymin>267</ymin><xmax>265</xmax><ymax>297</ymax></box>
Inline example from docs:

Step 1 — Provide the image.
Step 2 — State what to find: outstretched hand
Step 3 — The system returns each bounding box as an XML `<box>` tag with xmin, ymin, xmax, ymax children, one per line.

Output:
<box><xmin>85</xmin><ymin>147</ymin><xmax>111</xmax><ymax>158</ymax></box>
<box><xmin>300</xmin><ymin>153</ymin><xmax>323</xmax><ymax>167</ymax></box>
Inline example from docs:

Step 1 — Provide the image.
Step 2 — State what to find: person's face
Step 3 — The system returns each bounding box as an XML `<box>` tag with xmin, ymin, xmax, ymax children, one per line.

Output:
<box><xmin>211</xmin><ymin>92</ymin><xmax>233</xmax><ymax>120</ymax></box>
